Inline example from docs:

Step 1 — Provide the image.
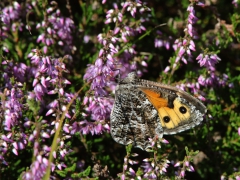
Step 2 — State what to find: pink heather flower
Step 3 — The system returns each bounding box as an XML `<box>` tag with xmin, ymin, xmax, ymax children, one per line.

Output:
<box><xmin>183</xmin><ymin>39</ymin><xmax>187</xmax><ymax>45</ymax></box>
<box><xmin>164</xmin><ymin>66</ymin><xmax>170</xmax><ymax>73</ymax></box>
<box><xmin>129</xmin><ymin>167</ymin><xmax>136</xmax><ymax>176</ymax></box>
<box><xmin>12</xmin><ymin>148</ymin><xmax>18</xmax><ymax>156</ymax></box>
<box><xmin>124</xmin><ymin>1</ymin><xmax>146</xmax><ymax>17</ymax></box>
<box><xmin>150</xmin><ymin>172</ymin><xmax>157</xmax><ymax>179</ymax></box>
<box><xmin>232</xmin><ymin>0</ymin><xmax>238</xmax><ymax>7</ymax></box>
<box><xmin>180</xmin><ymin>170</ymin><xmax>185</xmax><ymax>177</ymax></box>
<box><xmin>198</xmin><ymin>75</ymin><xmax>206</xmax><ymax>86</ymax></box>
<box><xmin>128</xmin><ymin>159</ymin><xmax>137</xmax><ymax>165</ymax></box>
<box><xmin>161</xmin><ymin>167</ymin><xmax>167</xmax><ymax>173</ymax></box>
<box><xmin>41</xmin><ymin>132</ymin><xmax>50</xmax><ymax>139</ymax></box>
<box><xmin>198</xmin><ymin>95</ymin><xmax>206</xmax><ymax>102</ymax></box>
<box><xmin>124</xmin><ymin>157</ymin><xmax>128</xmax><ymax>164</ymax></box>
<box><xmin>188</xmin><ymin>24</ymin><xmax>193</xmax><ymax>36</ymax></box>
<box><xmin>141</xmin><ymin>162</ymin><xmax>153</xmax><ymax>173</ymax></box>
<box><xmin>135</xmin><ymin>24</ymin><xmax>146</xmax><ymax>34</ymax></box>
<box><xmin>181</xmin><ymin>57</ymin><xmax>187</xmax><ymax>64</ymax></box>
<box><xmin>197</xmin><ymin>2</ymin><xmax>205</xmax><ymax>7</ymax></box>
<box><xmin>21</xmin><ymin>157</ymin><xmax>49</xmax><ymax>180</ymax></box>
<box><xmin>86</xmin><ymin>97</ymin><xmax>113</xmax><ymax>121</ymax></box>
<box><xmin>154</xmin><ymin>38</ymin><xmax>170</xmax><ymax>50</ymax></box>
<box><xmin>151</xmin><ymin>161</ymin><xmax>155</xmax><ymax>168</ymax></box>
<box><xmin>176</xmin><ymin>83</ymin><xmax>186</xmax><ymax>91</ymax></box>
<box><xmin>174</xmin><ymin>162</ymin><xmax>181</xmax><ymax>167</ymax></box>
<box><xmin>143</xmin><ymin>158</ymin><xmax>149</xmax><ymax>162</ymax></box>
<box><xmin>189</xmin><ymin>44</ymin><xmax>195</xmax><ymax>51</ymax></box>
<box><xmin>221</xmin><ymin>175</ymin><xmax>226</xmax><ymax>180</ymax></box>
<box><xmin>161</xmin><ymin>138</ymin><xmax>169</xmax><ymax>144</ymax></box>
<box><xmin>189</xmin><ymin>165</ymin><xmax>195</xmax><ymax>172</ymax></box>
<box><xmin>178</xmin><ymin>46</ymin><xmax>185</xmax><ymax>57</ymax></box>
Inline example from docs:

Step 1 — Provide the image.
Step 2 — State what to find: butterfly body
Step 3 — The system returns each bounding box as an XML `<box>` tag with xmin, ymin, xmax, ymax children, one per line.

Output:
<box><xmin>110</xmin><ymin>72</ymin><xmax>207</xmax><ymax>150</ymax></box>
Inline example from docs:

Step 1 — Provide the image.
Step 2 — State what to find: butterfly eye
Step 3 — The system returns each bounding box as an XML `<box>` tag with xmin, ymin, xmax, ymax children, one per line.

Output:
<box><xmin>163</xmin><ymin>116</ymin><xmax>170</xmax><ymax>123</ymax></box>
<box><xmin>179</xmin><ymin>106</ymin><xmax>187</xmax><ymax>114</ymax></box>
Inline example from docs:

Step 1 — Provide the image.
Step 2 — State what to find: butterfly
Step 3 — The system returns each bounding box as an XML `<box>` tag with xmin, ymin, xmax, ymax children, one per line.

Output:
<box><xmin>110</xmin><ymin>72</ymin><xmax>207</xmax><ymax>150</ymax></box>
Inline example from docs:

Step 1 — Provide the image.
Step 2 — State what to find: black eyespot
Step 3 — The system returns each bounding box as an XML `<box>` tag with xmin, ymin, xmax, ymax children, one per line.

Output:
<box><xmin>179</xmin><ymin>106</ymin><xmax>187</xmax><ymax>114</ymax></box>
<box><xmin>163</xmin><ymin>116</ymin><xmax>170</xmax><ymax>123</ymax></box>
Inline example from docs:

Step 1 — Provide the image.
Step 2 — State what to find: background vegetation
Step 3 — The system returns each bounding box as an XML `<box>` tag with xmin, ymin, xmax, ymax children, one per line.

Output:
<box><xmin>0</xmin><ymin>0</ymin><xmax>240</xmax><ymax>179</ymax></box>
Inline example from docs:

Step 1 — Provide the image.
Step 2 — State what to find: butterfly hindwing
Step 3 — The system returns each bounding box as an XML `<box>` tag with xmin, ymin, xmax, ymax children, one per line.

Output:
<box><xmin>110</xmin><ymin>75</ymin><xmax>163</xmax><ymax>150</ymax></box>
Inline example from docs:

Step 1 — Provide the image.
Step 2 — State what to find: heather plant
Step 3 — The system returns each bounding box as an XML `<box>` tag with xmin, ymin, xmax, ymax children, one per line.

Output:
<box><xmin>0</xmin><ymin>0</ymin><xmax>240</xmax><ymax>179</ymax></box>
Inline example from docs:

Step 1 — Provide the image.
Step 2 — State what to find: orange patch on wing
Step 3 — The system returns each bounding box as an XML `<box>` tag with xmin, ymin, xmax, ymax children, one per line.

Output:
<box><xmin>142</xmin><ymin>89</ymin><xmax>190</xmax><ymax>130</ymax></box>
<box><xmin>141</xmin><ymin>89</ymin><xmax>168</xmax><ymax>109</ymax></box>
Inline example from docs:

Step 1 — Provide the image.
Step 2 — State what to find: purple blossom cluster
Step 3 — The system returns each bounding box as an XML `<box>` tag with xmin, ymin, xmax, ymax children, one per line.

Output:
<box><xmin>1</xmin><ymin>2</ymin><xmax>24</xmax><ymax>32</ymax></box>
<box><xmin>138</xmin><ymin>138</ymin><xmax>170</xmax><ymax>179</ymax></box>
<box><xmin>0</xmin><ymin>48</ymin><xmax>77</xmax><ymax>178</ymax></box>
<box><xmin>36</xmin><ymin>4</ymin><xmax>76</xmax><ymax>54</ymax></box>
<box><xmin>74</xmin><ymin>96</ymin><xmax>112</xmax><ymax>135</ymax></box>
<box><xmin>174</xmin><ymin>157</ymin><xmax>195</xmax><ymax>178</ymax></box>
<box><xmin>118</xmin><ymin>137</ymin><xmax>170</xmax><ymax>179</ymax></box>
<box><xmin>27</xmin><ymin>49</ymin><xmax>77</xmax><ymax>163</ymax></box>
<box><xmin>172</xmin><ymin>50</ymin><xmax>227</xmax><ymax>102</ymax></box>
<box><xmin>1</xmin><ymin>2</ymin><xmax>30</xmax><ymax>52</ymax></box>
<box><xmin>0</xmin><ymin>4</ymin><xmax>80</xmax><ymax>176</ymax></box>
<box><xmin>160</xmin><ymin>2</ymin><xmax>203</xmax><ymax>98</ymax></box>
<box><xmin>1</xmin><ymin>0</ymin><xmax>75</xmax><ymax>56</ymax></box>
<box><xmin>1</xmin><ymin>60</ymin><xmax>29</xmax><ymax>164</ymax></box>
<box><xmin>21</xmin><ymin>142</ymin><xmax>49</xmax><ymax>180</ymax></box>
<box><xmin>83</xmin><ymin>1</ymin><xmax>150</xmax><ymax>135</ymax></box>
<box><xmin>154</xmin><ymin>30</ymin><xmax>171</xmax><ymax>50</ymax></box>
<box><xmin>163</xmin><ymin>2</ymin><xmax>203</xmax><ymax>73</ymax></box>
<box><xmin>140</xmin><ymin>158</ymin><xmax>170</xmax><ymax>179</ymax></box>
<box><xmin>83</xmin><ymin>31</ymin><xmax>118</xmax><ymax>134</ymax></box>
<box><xmin>175</xmin><ymin>3</ymin><xmax>201</xmax><ymax>63</ymax></box>
<box><xmin>162</xmin><ymin>1</ymin><xmax>230</xmax><ymax>100</ymax></box>
<box><xmin>120</xmin><ymin>152</ymin><xmax>139</xmax><ymax>179</ymax></box>
<box><xmin>196</xmin><ymin>53</ymin><xmax>230</xmax><ymax>88</ymax></box>
<box><xmin>28</xmin><ymin>49</ymin><xmax>71</xmax><ymax>101</ymax></box>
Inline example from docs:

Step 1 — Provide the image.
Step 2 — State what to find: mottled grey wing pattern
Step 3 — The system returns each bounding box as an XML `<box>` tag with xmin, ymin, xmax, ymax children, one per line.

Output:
<box><xmin>110</xmin><ymin>74</ymin><xmax>163</xmax><ymax>150</ymax></box>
